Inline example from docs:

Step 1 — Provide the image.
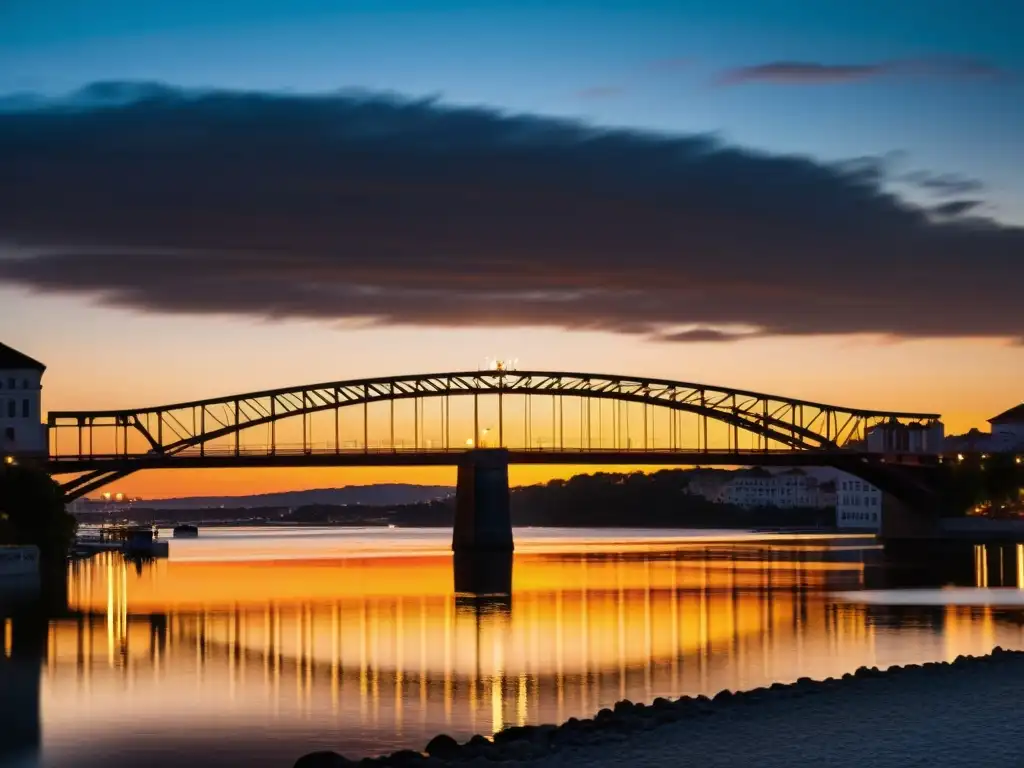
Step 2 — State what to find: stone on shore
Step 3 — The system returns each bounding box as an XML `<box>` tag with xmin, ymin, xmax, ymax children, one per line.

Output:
<box><xmin>423</xmin><ymin>735</ymin><xmax>460</xmax><ymax>760</ymax></box>
<box><xmin>293</xmin><ymin>751</ymin><xmax>353</xmax><ymax>768</ymax></box>
<box><xmin>295</xmin><ymin>647</ymin><xmax>1024</xmax><ymax>767</ymax></box>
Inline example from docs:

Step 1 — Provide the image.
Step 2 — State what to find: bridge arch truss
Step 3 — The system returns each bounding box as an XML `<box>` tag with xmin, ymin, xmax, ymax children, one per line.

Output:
<box><xmin>46</xmin><ymin>370</ymin><xmax>939</xmax><ymax>498</ymax></box>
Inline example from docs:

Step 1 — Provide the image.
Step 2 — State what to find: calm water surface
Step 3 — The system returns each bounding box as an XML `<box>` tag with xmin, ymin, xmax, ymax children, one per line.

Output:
<box><xmin>4</xmin><ymin>526</ymin><xmax>1024</xmax><ymax>768</ymax></box>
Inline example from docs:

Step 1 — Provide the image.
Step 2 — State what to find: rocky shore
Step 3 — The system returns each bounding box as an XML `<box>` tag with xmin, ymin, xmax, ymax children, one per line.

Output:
<box><xmin>295</xmin><ymin>647</ymin><xmax>1024</xmax><ymax>767</ymax></box>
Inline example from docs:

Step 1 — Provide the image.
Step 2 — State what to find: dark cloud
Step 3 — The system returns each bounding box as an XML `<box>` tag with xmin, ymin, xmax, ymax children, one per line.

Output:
<box><xmin>902</xmin><ymin>170</ymin><xmax>986</xmax><ymax>198</ymax></box>
<box><xmin>932</xmin><ymin>200</ymin><xmax>983</xmax><ymax>217</ymax></box>
<box><xmin>0</xmin><ymin>82</ymin><xmax>1022</xmax><ymax>343</ymax></box>
<box><xmin>652</xmin><ymin>328</ymin><xmax>757</xmax><ymax>343</ymax></box>
<box><xmin>719</xmin><ymin>56</ymin><xmax>1010</xmax><ymax>85</ymax></box>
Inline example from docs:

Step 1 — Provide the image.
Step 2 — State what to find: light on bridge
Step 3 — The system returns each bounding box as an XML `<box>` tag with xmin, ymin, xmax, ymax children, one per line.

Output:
<box><xmin>2</xmin><ymin>455</ymin><xmax>14</xmax><ymax>466</ymax></box>
<box><xmin>484</xmin><ymin>358</ymin><xmax>519</xmax><ymax>372</ymax></box>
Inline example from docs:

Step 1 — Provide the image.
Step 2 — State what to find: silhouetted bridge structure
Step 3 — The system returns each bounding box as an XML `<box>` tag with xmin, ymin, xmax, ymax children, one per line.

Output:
<box><xmin>44</xmin><ymin>369</ymin><xmax>944</xmax><ymax>543</ymax></box>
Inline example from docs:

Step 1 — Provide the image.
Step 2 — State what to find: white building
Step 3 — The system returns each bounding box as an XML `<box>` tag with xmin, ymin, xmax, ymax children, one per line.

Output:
<box><xmin>835</xmin><ymin>475</ymin><xmax>882</xmax><ymax>531</ymax></box>
<box><xmin>988</xmin><ymin>404</ymin><xmax>1024</xmax><ymax>448</ymax></box>
<box><xmin>718</xmin><ymin>468</ymin><xmax>829</xmax><ymax>509</ymax></box>
<box><xmin>0</xmin><ymin>343</ymin><xmax>47</xmax><ymax>458</ymax></box>
<box><xmin>865</xmin><ymin>419</ymin><xmax>945</xmax><ymax>454</ymax></box>
<box><xmin>944</xmin><ymin>404</ymin><xmax>1024</xmax><ymax>454</ymax></box>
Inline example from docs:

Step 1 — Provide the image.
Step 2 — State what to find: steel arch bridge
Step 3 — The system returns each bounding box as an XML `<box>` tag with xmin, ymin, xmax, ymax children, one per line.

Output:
<box><xmin>44</xmin><ymin>369</ymin><xmax>940</xmax><ymax>500</ymax></box>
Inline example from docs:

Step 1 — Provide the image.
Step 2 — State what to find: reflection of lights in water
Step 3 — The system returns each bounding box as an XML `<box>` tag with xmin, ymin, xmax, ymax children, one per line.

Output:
<box><xmin>50</xmin><ymin>541</ymin><xmax>1024</xmax><ymax>757</ymax></box>
<box><xmin>1018</xmin><ymin>544</ymin><xmax>1024</xmax><ymax>589</ymax></box>
<box><xmin>516</xmin><ymin>674</ymin><xmax>528</xmax><ymax>727</ymax></box>
<box><xmin>331</xmin><ymin>603</ymin><xmax>340</xmax><ymax>713</ymax></box>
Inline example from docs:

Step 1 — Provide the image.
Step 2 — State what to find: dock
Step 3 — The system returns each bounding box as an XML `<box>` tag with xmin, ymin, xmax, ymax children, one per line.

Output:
<box><xmin>74</xmin><ymin>525</ymin><xmax>169</xmax><ymax>558</ymax></box>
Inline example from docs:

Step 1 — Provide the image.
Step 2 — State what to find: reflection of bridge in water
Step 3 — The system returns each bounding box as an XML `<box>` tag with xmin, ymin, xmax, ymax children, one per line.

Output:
<box><xmin>50</xmin><ymin>548</ymin><xmax>866</xmax><ymax>715</ymax></box>
<box><xmin>3</xmin><ymin>543</ymin><xmax>1022</xmax><ymax>764</ymax></box>
<box><xmin>39</xmin><ymin>546</ymin><xmax>1000</xmax><ymax>731</ymax></box>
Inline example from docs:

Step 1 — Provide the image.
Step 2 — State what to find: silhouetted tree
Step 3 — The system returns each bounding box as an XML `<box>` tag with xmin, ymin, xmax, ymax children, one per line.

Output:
<box><xmin>0</xmin><ymin>463</ymin><xmax>77</xmax><ymax>558</ymax></box>
<box><xmin>509</xmin><ymin>469</ymin><xmax>832</xmax><ymax>528</ymax></box>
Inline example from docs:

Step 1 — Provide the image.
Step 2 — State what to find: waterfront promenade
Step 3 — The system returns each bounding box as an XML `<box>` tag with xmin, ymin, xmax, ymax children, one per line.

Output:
<box><xmin>299</xmin><ymin>649</ymin><xmax>1024</xmax><ymax>767</ymax></box>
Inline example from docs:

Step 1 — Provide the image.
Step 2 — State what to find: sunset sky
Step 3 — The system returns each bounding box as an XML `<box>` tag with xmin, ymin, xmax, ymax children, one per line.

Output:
<box><xmin>1</xmin><ymin>1</ymin><xmax>1022</xmax><ymax>498</ymax></box>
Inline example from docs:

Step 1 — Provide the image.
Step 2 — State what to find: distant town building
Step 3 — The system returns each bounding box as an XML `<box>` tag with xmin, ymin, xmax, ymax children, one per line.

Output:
<box><xmin>0</xmin><ymin>342</ymin><xmax>47</xmax><ymax>458</ymax></box>
<box><xmin>865</xmin><ymin>418</ymin><xmax>945</xmax><ymax>454</ymax></box>
<box><xmin>714</xmin><ymin>468</ymin><xmax>831</xmax><ymax>510</ymax></box>
<box><xmin>690</xmin><ymin>465</ymin><xmax>883</xmax><ymax>529</ymax></box>
<box><xmin>989</xmin><ymin>404</ymin><xmax>1024</xmax><ymax>447</ymax></box>
<box><xmin>818</xmin><ymin>480</ymin><xmax>838</xmax><ymax>509</ymax></box>
<box><xmin>835</xmin><ymin>476</ymin><xmax>882</xmax><ymax>531</ymax></box>
<box><xmin>944</xmin><ymin>404</ymin><xmax>1024</xmax><ymax>454</ymax></box>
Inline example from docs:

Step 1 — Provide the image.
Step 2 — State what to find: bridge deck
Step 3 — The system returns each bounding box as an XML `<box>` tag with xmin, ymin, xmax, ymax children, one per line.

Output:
<box><xmin>45</xmin><ymin>447</ymin><xmax>939</xmax><ymax>473</ymax></box>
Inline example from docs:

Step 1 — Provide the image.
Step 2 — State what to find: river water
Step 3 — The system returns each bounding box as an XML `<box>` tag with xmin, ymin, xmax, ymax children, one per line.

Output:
<box><xmin>4</xmin><ymin>526</ymin><xmax>1024</xmax><ymax>767</ymax></box>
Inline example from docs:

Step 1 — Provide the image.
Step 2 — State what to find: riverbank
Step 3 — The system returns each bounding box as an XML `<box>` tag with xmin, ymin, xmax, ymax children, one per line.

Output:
<box><xmin>296</xmin><ymin>647</ymin><xmax>1024</xmax><ymax>767</ymax></box>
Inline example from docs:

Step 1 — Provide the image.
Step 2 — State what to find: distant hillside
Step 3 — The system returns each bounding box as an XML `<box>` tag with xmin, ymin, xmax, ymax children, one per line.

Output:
<box><xmin>130</xmin><ymin>484</ymin><xmax>453</xmax><ymax>510</ymax></box>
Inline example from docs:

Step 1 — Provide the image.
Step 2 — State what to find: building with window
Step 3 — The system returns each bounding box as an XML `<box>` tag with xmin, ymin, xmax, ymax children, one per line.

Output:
<box><xmin>988</xmin><ymin>404</ymin><xmax>1024</xmax><ymax>448</ymax></box>
<box><xmin>835</xmin><ymin>476</ymin><xmax>882</xmax><ymax>531</ymax></box>
<box><xmin>944</xmin><ymin>404</ymin><xmax>1024</xmax><ymax>454</ymax></box>
<box><xmin>717</xmin><ymin>468</ymin><xmax>830</xmax><ymax>510</ymax></box>
<box><xmin>865</xmin><ymin>419</ymin><xmax>945</xmax><ymax>454</ymax></box>
<box><xmin>0</xmin><ymin>343</ymin><xmax>47</xmax><ymax>457</ymax></box>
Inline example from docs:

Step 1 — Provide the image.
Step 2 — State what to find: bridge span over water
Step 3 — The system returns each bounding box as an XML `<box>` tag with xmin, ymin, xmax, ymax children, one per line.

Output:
<box><xmin>43</xmin><ymin>369</ymin><xmax>943</xmax><ymax>541</ymax></box>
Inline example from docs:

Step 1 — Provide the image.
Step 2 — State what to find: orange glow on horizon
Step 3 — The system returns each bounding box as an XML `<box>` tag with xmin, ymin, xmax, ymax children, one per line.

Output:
<box><xmin>8</xmin><ymin>311</ymin><xmax>1018</xmax><ymax>498</ymax></box>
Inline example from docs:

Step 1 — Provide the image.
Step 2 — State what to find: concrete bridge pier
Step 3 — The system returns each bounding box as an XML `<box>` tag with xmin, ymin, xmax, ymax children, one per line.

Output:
<box><xmin>452</xmin><ymin>448</ymin><xmax>514</xmax><ymax>554</ymax></box>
